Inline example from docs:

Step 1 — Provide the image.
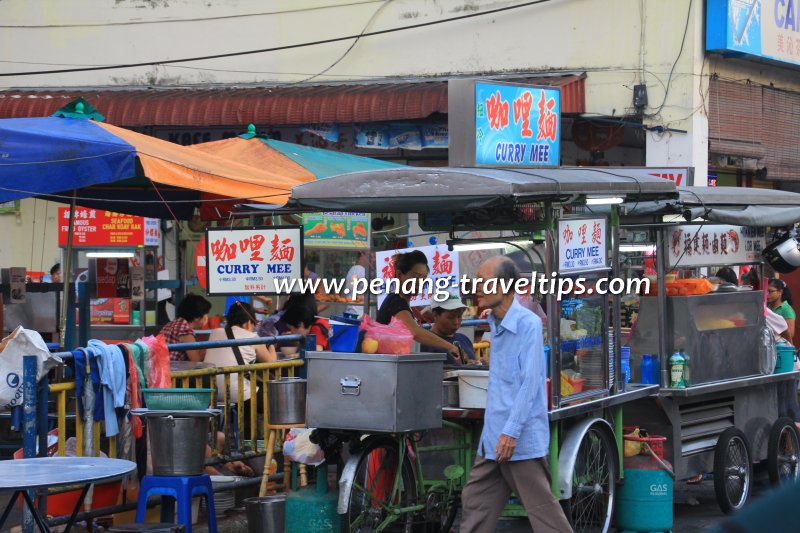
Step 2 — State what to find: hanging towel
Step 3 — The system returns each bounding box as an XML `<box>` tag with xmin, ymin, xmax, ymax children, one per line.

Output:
<box><xmin>132</xmin><ymin>340</ymin><xmax>149</xmax><ymax>389</ymax></box>
<box><xmin>119</xmin><ymin>344</ymin><xmax>143</xmax><ymax>438</ymax></box>
<box><xmin>73</xmin><ymin>348</ymin><xmax>105</xmax><ymax>422</ymax></box>
<box><xmin>88</xmin><ymin>340</ymin><xmax>127</xmax><ymax>438</ymax></box>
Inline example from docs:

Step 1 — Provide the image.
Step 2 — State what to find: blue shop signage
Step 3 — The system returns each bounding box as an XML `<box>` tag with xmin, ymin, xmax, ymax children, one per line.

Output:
<box><xmin>474</xmin><ymin>82</ymin><xmax>561</xmax><ymax>167</ymax></box>
<box><xmin>707</xmin><ymin>0</ymin><xmax>800</xmax><ymax>68</ymax></box>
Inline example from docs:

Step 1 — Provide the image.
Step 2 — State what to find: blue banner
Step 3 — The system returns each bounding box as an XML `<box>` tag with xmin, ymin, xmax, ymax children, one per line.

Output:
<box><xmin>707</xmin><ymin>0</ymin><xmax>800</xmax><ymax>68</ymax></box>
<box><xmin>474</xmin><ymin>82</ymin><xmax>561</xmax><ymax>167</ymax></box>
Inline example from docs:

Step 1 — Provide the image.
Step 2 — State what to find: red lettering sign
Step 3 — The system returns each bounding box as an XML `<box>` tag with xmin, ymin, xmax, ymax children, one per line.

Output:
<box><xmin>562</xmin><ymin>224</ymin><xmax>574</xmax><ymax>245</ymax></box>
<box><xmin>269</xmin><ymin>234</ymin><xmax>295</xmax><ymax>262</ymax></box>
<box><xmin>578</xmin><ymin>224</ymin><xmax>587</xmax><ymax>245</ymax></box>
<box><xmin>486</xmin><ymin>91</ymin><xmax>510</xmax><ymax>130</ymax></box>
<box><xmin>211</xmin><ymin>237</ymin><xmax>237</xmax><ymax>262</ymax></box>
<box><xmin>432</xmin><ymin>251</ymin><xmax>454</xmax><ymax>275</ymax></box>
<box><xmin>536</xmin><ymin>90</ymin><xmax>558</xmax><ymax>142</ymax></box>
<box><xmin>57</xmin><ymin>207</ymin><xmax>153</xmax><ymax>247</ymax></box>
<box><xmin>592</xmin><ymin>222</ymin><xmax>602</xmax><ymax>245</ymax></box>
<box><xmin>512</xmin><ymin>91</ymin><xmax>534</xmax><ymax>138</ymax></box>
<box><xmin>382</xmin><ymin>256</ymin><xmax>396</xmax><ymax>279</ymax></box>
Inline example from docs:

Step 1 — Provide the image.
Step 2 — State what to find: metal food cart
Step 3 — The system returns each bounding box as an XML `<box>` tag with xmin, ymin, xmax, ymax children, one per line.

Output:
<box><xmin>620</xmin><ymin>187</ymin><xmax>800</xmax><ymax>513</ymax></box>
<box><xmin>283</xmin><ymin>166</ymin><xmax>680</xmax><ymax>532</ymax></box>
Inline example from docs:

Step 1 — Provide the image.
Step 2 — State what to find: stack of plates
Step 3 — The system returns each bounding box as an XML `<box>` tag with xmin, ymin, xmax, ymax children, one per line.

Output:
<box><xmin>577</xmin><ymin>347</ymin><xmax>606</xmax><ymax>390</ymax></box>
<box><xmin>608</xmin><ymin>331</ymin><xmax>616</xmax><ymax>387</ymax></box>
<box><xmin>205</xmin><ymin>476</ymin><xmax>241</xmax><ymax>514</ymax></box>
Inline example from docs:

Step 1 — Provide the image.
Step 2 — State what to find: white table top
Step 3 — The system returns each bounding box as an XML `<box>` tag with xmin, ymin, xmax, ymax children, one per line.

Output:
<box><xmin>0</xmin><ymin>457</ymin><xmax>136</xmax><ymax>490</ymax></box>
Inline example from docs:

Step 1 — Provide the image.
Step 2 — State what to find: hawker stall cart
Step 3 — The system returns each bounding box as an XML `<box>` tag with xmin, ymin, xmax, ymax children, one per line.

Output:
<box><xmin>280</xmin><ymin>165</ymin><xmax>681</xmax><ymax>532</ymax></box>
<box><xmin>620</xmin><ymin>187</ymin><xmax>800</xmax><ymax>513</ymax></box>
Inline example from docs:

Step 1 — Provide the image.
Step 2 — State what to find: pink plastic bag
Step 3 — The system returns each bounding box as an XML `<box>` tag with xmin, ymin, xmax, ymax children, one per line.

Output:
<box><xmin>359</xmin><ymin>315</ymin><xmax>414</xmax><ymax>355</ymax></box>
<box><xmin>141</xmin><ymin>335</ymin><xmax>171</xmax><ymax>388</ymax></box>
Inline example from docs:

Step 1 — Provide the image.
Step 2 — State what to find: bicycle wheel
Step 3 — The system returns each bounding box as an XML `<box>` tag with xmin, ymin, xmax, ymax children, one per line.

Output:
<box><xmin>713</xmin><ymin>427</ymin><xmax>752</xmax><ymax>514</ymax></box>
<box><xmin>768</xmin><ymin>417</ymin><xmax>800</xmax><ymax>486</ymax></box>
<box><xmin>561</xmin><ymin>426</ymin><xmax>616</xmax><ymax>533</ymax></box>
<box><xmin>341</xmin><ymin>437</ymin><xmax>419</xmax><ymax>533</ymax></box>
<box><xmin>423</xmin><ymin>486</ymin><xmax>458</xmax><ymax>533</ymax></box>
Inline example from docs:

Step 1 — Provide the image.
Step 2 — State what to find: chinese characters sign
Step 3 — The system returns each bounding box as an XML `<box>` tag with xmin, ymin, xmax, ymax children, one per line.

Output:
<box><xmin>374</xmin><ymin>245</ymin><xmax>460</xmax><ymax>308</ymax></box>
<box><xmin>58</xmin><ymin>207</ymin><xmax>161</xmax><ymax>248</ymax></box>
<box><xmin>558</xmin><ymin>218</ymin><xmax>607</xmax><ymax>273</ymax></box>
<box><xmin>666</xmin><ymin>225</ymin><xmax>766</xmax><ymax>268</ymax></box>
<box><xmin>301</xmin><ymin>212</ymin><xmax>369</xmax><ymax>249</ymax></box>
<box><xmin>474</xmin><ymin>82</ymin><xmax>561</xmax><ymax>167</ymax></box>
<box><xmin>205</xmin><ymin>226</ymin><xmax>303</xmax><ymax>295</ymax></box>
<box><xmin>707</xmin><ymin>0</ymin><xmax>800</xmax><ymax>68</ymax></box>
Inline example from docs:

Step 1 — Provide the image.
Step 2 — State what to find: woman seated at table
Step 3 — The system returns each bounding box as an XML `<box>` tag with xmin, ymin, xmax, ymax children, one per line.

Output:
<box><xmin>377</xmin><ymin>250</ymin><xmax>460</xmax><ymax>360</ymax></box>
<box><xmin>159</xmin><ymin>294</ymin><xmax>212</xmax><ymax>362</ymax></box>
<box><xmin>419</xmin><ymin>294</ymin><xmax>477</xmax><ymax>365</ymax></box>
<box><xmin>259</xmin><ymin>294</ymin><xmax>330</xmax><ymax>352</ymax></box>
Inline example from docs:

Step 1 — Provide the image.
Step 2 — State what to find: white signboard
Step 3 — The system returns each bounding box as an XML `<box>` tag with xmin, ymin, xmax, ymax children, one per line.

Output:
<box><xmin>130</xmin><ymin>266</ymin><xmax>145</xmax><ymax>301</ymax></box>
<box><xmin>206</xmin><ymin>226</ymin><xmax>303</xmax><ymax>295</ymax></box>
<box><xmin>375</xmin><ymin>245</ymin><xmax>460</xmax><ymax>308</ymax></box>
<box><xmin>666</xmin><ymin>225</ymin><xmax>766</xmax><ymax>268</ymax></box>
<box><xmin>558</xmin><ymin>218</ymin><xmax>607</xmax><ymax>273</ymax></box>
<box><xmin>144</xmin><ymin>218</ymin><xmax>161</xmax><ymax>247</ymax></box>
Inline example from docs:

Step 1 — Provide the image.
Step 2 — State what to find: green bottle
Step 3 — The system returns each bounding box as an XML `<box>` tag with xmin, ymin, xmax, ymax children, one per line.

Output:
<box><xmin>669</xmin><ymin>352</ymin><xmax>686</xmax><ymax>388</ymax></box>
<box><xmin>681</xmin><ymin>349</ymin><xmax>691</xmax><ymax>387</ymax></box>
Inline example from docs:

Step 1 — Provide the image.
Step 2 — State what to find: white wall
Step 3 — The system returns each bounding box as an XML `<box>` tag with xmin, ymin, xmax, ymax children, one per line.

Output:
<box><xmin>2</xmin><ymin>0</ymin><xmax>700</xmax><ymax>126</ymax></box>
<box><xmin>0</xmin><ymin>199</ymin><xmax>61</xmax><ymax>272</ymax></box>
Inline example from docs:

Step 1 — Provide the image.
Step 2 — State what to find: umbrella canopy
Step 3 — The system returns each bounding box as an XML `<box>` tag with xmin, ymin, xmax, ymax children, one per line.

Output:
<box><xmin>190</xmin><ymin>134</ymin><xmax>403</xmax><ymax>179</ymax></box>
<box><xmin>0</xmin><ymin>117</ymin><xmax>315</xmax><ymax>219</ymax></box>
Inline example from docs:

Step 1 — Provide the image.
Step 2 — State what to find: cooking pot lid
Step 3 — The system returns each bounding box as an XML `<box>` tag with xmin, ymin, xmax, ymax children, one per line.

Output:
<box><xmin>130</xmin><ymin>408</ymin><xmax>219</xmax><ymax>418</ymax></box>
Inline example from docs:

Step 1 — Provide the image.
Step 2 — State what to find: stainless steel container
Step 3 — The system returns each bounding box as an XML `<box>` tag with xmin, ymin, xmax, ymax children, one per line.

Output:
<box><xmin>306</xmin><ymin>352</ymin><xmax>445</xmax><ymax>432</ymax></box>
<box><xmin>267</xmin><ymin>377</ymin><xmax>307</xmax><ymax>425</ymax></box>
<box><xmin>442</xmin><ymin>380</ymin><xmax>459</xmax><ymax>407</ymax></box>
<box><xmin>146</xmin><ymin>412</ymin><xmax>211</xmax><ymax>476</ymax></box>
<box><xmin>244</xmin><ymin>495</ymin><xmax>286</xmax><ymax>533</ymax></box>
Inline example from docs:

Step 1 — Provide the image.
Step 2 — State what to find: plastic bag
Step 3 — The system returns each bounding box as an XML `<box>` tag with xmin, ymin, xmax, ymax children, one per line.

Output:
<box><xmin>0</xmin><ymin>326</ymin><xmax>63</xmax><ymax>411</ymax></box>
<box><xmin>283</xmin><ymin>428</ymin><xmax>324</xmax><ymax>466</ymax></box>
<box><xmin>141</xmin><ymin>334</ymin><xmax>171</xmax><ymax>388</ymax></box>
<box><xmin>359</xmin><ymin>315</ymin><xmax>414</xmax><ymax>355</ymax></box>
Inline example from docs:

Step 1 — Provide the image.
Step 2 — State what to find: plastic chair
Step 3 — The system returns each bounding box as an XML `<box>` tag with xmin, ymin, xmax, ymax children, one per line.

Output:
<box><xmin>136</xmin><ymin>475</ymin><xmax>217</xmax><ymax>533</ymax></box>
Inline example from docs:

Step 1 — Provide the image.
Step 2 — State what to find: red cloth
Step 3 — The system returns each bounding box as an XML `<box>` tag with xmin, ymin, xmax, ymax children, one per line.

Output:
<box><xmin>311</xmin><ymin>318</ymin><xmax>331</xmax><ymax>351</ymax></box>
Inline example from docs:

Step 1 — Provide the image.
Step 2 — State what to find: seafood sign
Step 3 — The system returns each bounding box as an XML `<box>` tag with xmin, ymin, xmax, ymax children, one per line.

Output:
<box><xmin>301</xmin><ymin>212</ymin><xmax>369</xmax><ymax>249</ymax></box>
<box><xmin>205</xmin><ymin>226</ymin><xmax>303</xmax><ymax>295</ymax></box>
<box><xmin>666</xmin><ymin>225</ymin><xmax>766</xmax><ymax>268</ymax></box>
<box><xmin>558</xmin><ymin>218</ymin><xmax>607</xmax><ymax>273</ymax></box>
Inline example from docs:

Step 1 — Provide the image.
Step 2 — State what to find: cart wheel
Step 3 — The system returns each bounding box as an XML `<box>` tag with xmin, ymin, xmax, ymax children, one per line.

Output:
<box><xmin>561</xmin><ymin>426</ymin><xmax>616</xmax><ymax>533</ymax></box>
<box><xmin>423</xmin><ymin>487</ymin><xmax>458</xmax><ymax>533</ymax></box>
<box><xmin>713</xmin><ymin>427</ymin><xmax>752</xmax><ymax>514</ymax></box>
<box><xmin>767</xmin><ymin>417</ymin><xmax>800</xmax><ymax>486</ymax></box>
<box><xmin>340</xmin><ymin>437</ymin><xmax>418</xmax><ymax>533</ymax></box>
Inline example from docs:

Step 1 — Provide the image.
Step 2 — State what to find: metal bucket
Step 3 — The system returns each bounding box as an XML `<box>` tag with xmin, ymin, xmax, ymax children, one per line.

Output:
<box><xmin>147</xmin><ymin>414</ymin><xmax>210</xmax><ymax>476</ymax></box>
<box><xmin>244</xmin><ymin>495</ymin><xmax>286</xmax><ymax>533</ymax></box>
<box><xmin>267</xmin><ymin>377</ymin><xmax>306</xmax><ymax>425</ymax></box>
<box><xmin>442</xmin><ymin>380</ymin><xmax>459</xmax><ymax>407</ymax></box>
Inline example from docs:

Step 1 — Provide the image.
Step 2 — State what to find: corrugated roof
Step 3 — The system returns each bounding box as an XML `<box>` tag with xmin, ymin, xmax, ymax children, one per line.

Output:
<box><xmin>0</xmin><ymin>75</ymin><xmax>585</xmax><ymax>126</ymax></box>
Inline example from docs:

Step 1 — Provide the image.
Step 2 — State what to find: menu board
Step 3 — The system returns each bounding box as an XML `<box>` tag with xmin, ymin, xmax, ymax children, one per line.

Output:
<box><xmin>302</xmin><ymin>212</ymin><xmax>369</xmax><ymax>249</ymax></box>
<box><xmin>666</xmin><ymin>225</ymin><xmax>766</xmax><ymax>268</ymax></box>
<box><xmin>558</xmin><ymin>218</ymin><xmax>608</xmax><ymax>273</ymax></box>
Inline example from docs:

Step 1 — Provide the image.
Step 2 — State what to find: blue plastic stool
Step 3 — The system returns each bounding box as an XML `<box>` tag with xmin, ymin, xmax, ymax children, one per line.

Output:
<box><xmin>136</xmin><ymin>475</ymin><xmax>217</xmax><ymax>533</ymax></box>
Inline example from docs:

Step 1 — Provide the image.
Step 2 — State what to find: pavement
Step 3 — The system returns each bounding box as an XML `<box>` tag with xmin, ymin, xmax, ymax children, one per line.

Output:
<box><xmin>0</xmin><ymin>477</ymin><xmax>771</xmax><ymax>532</ymax></box>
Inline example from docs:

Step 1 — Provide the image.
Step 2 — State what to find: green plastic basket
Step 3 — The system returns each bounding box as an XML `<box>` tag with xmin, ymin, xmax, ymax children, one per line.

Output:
<box><xmin>142</xmin><ymin>388</ymin><xmax>214</xmax><ymax>411</ymax></box>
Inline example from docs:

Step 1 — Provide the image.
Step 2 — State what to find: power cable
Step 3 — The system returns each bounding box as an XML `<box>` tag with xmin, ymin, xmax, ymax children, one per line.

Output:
<box><xmin>0</xmin><ymin>0</ymin><xmax>558</xmax><ymax>77</ymax></box>
<box><xmin>645</xmin><ymin>0</ymin><xmax>693</xmax><ymax>119</ymax></box>
<box><xmin>0</xmin><ymin>0</ymin><xmax>384</xmax><ymax>28</ymax></box>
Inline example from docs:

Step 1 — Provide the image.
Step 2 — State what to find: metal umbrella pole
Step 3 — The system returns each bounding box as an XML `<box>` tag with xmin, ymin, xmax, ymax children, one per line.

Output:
<box><xmin>59</xmin><ymin>192</ymin><xmax>76</xmax><ymax>347</ymax></box>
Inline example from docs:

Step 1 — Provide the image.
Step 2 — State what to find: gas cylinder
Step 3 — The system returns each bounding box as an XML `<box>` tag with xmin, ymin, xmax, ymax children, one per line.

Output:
<box><xmin>285</xmin><ymin>463</ymin><xmax>340</xmax><ymax>533</ymax></box>
<box><xmin>616</xmin><ymin>435</ymin><xmax>673</xmax><ymax>533</ymax></box>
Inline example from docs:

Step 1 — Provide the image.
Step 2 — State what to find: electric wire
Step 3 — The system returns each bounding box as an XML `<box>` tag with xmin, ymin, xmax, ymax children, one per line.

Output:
<box><xmin>0</xmin><ymin>0</ymin><xmax>558</xmax><ymax>77</ymax></box>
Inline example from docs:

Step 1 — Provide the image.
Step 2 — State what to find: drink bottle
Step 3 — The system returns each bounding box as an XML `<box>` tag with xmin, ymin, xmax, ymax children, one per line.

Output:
<box><xmin>669</xmin><ymin>352</ymin><xmax>686</xmax><ymax>388</ymax></box>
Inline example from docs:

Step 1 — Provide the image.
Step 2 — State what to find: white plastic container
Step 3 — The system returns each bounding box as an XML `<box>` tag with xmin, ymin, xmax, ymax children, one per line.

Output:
<box><xmin>457</xmin><ymin>369</ymin><xmax>489</xmax><ymax>408</ymax></box>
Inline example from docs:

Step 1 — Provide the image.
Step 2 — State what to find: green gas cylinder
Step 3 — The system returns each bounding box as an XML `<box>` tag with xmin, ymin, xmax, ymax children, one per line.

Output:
<box><xmin>285</xmin><ymin>464</ymin><xmax>340</xmax><ymax>533</ymax></box>
<box><xmin>616</xmin><ymin>437</ymin><xmax>673</xmax><ymax>533</ymax></box>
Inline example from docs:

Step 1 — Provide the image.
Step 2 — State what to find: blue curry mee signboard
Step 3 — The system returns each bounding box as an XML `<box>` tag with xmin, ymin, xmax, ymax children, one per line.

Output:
<box><xmin>707</xmin><ymin>0</ymin><xmax>800</xmax><ymax>68</ymax></box>
<box><xmin>448</xmin><ymin>79</ymin><xmax>561</xmax><ymax>167</ymax></box>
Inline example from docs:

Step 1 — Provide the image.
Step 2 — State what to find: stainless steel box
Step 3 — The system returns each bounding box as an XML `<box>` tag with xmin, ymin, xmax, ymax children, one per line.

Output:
<box><xmin>305</xmin><ymin>352</ymin><xmax>446</xmax><ymax>432</ymax></box>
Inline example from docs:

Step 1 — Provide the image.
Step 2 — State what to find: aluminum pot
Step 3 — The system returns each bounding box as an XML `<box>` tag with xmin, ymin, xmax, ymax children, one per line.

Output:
<box><xmin>442</xmin><ymin>381</ymin><xmax>459</xmax><ymax>408</ymax></box>
<box><xmin>147</xmin><ymin>413</ymin><xmax>210</xmax><ymax>476</ymax></box>
<box><xmin>245</xmin><ymin>495</ymin><xmax>285</xmax><ymax>533</ymax></box>
<box><xmin>267</xmin><ymin>377</ymin><xmax>306</xmax><ymax>425</ymax></box>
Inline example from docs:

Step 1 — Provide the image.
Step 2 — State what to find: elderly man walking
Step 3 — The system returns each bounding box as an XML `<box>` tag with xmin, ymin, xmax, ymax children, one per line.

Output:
<box><xmin>460</xmin><ymin>256</ymin><xmax>572</xmax><ymax>533</ymax></box>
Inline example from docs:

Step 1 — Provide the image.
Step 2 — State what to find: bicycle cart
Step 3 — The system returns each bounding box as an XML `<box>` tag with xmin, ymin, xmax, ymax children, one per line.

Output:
<box><xmin>619</xmin><ymin>187</ymin><xmax>800</xmax><ymax>513</ymax></box>
<box><xmin>285</xmin><ymin>166</ymin><xmax>680</xmax><ymax>532</ymax></box>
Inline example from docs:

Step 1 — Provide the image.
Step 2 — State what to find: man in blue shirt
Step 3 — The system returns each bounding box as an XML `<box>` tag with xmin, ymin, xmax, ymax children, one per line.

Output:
<box><xmin>460</xmin><ymin>257</ymin><xmax>571</xmax><ymax>532</ymax></box>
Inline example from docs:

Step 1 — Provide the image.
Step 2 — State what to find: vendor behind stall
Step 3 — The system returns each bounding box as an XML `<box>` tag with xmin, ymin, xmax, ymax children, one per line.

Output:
<box><xmin>259</xmin><ymin>293</ymin><xmax>330</xmax><ymax>351</ymax></box>
<box><xmin>420</xmin><ymin>294</ymin><xmax>477</xmax><ymax>364</ymax></box>
<box><xmin>768</xmin><ymin>279</ymin><xmax>796</xmax><ymax>343</ymax></box>
<box><xmin>377</xmin><ymin>250</ymin><xmax>461</xmax><ymax>360</ymax></box>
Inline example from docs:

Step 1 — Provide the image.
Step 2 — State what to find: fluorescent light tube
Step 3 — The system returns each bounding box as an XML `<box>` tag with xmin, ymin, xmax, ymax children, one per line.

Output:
<box><xmin>585</xmin><ymin>196</ymin><xmax>625</xmax><ymax>205</ymax></box>
<box><xmin>86</xmin><ymin>252</ymin><xmax>135</xmax><ymax>258</ymax></box>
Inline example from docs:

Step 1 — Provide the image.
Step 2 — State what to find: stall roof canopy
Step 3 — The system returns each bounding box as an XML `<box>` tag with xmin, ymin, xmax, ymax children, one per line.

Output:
<box><xmin>628</xmin><ymin>186</ymin><xmax>800</xmax><ymax>227</ymax></box>
<box><xmin>0</xmin><ymin>74</ymin><xmax>586</xmax><ymax>126</ymax></box>
<box><xmin>286</xmin><ymin>167</ymin><xmax>678</xmax><ymax>212</ymax></box>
